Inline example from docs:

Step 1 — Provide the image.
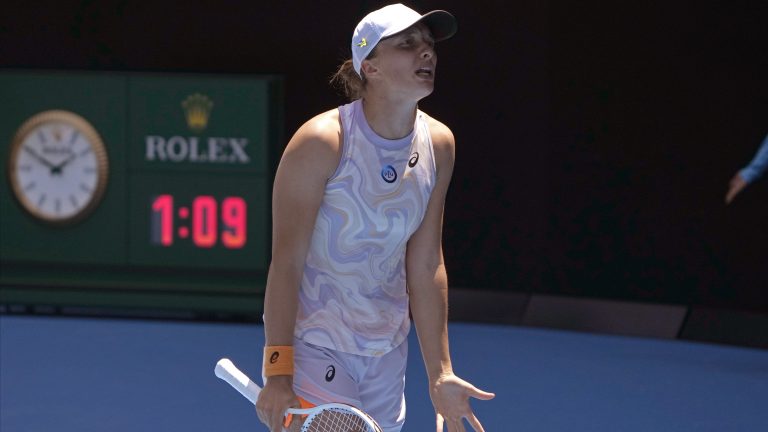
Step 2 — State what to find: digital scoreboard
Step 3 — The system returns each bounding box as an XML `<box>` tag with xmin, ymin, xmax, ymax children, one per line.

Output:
<box><xmin>0</xmin><ymin>71</ymin><xmax>282</xmax><ymax>317</ymax></box>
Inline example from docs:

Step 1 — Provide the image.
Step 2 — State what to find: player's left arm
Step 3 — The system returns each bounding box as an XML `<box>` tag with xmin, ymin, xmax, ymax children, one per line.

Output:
<box><xmin>406</xmin><ymin>117</ymin><xmax>495</xmax><ymax>432</ymax></box>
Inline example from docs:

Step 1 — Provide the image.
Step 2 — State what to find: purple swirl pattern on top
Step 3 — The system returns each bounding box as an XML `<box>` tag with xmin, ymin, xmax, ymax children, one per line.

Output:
<box><xmin>295</xmin><ymin>100</ymin><xmax>436</xmax><ymax>356</ymax></box>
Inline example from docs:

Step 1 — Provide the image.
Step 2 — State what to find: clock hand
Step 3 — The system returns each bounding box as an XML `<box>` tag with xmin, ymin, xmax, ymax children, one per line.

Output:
<box><xmin>53</xmin><ymin>153</ymin><xmax>78</xmax><ymax>174</ymax></box>
<box><xmin>22</xmin><ymin>146</ymin><xmax>57</xmax><ymax>170</ymax></box>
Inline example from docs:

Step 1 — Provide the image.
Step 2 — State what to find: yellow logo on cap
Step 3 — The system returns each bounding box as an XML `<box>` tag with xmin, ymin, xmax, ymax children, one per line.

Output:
<box><xmin>357</xmin><ymin>38</ymin><xmax>367</xmax><ymax>48</ymax></box>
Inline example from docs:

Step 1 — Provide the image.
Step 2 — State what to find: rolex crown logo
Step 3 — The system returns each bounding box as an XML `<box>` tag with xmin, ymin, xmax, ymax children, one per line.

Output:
<box><xmin>181</xmin><ymin>93</ymin><xmax>213</xmax><ymax>133</ymax></box>
<box><xmin>52</xmin><ymin>127</ymin><xmax>63</xmax><ymax>142</ymax></box>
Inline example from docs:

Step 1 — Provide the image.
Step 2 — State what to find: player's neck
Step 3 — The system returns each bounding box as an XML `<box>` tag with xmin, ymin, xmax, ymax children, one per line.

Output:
<box><xmin>360</xmin><ymin>95</ymin><xmax>418</xmax><ymax>140</ymax></box>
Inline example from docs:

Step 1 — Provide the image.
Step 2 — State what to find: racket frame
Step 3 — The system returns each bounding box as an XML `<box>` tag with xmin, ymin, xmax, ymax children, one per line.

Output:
<box><xmin>215</xmin><ymin>358</ymin><xmax>382</xmax><ymax>432</ymax></box>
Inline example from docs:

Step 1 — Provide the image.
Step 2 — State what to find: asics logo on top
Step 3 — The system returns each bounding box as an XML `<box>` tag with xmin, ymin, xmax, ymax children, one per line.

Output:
<box><xmin>381</xmin><ymin>165</ymin><xmax>397</xmax><ymax>183</ymax></box>
<box><xmin>325</xmin><ymin>365</ymin><xmax>336</xmax><ymax>382</ymax></box>
<box><xmin>408</xmin><ymin>152</ymin><xmax>419</xmax><ymax>167</ymax></box>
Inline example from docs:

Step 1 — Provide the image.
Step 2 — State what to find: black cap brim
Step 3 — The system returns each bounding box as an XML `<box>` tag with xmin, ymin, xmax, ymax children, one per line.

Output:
<box><xmin>419</xmin><ymin>10</ymin><xmax>458</xmax><ymax>42</ymax></box>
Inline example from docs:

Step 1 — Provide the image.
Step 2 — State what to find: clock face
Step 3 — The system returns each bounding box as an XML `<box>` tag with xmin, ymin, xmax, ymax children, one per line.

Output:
<box><xmin>8</xmin><ymin>110</ymin><xmax>109</xmax><ymax>225</ymax></box>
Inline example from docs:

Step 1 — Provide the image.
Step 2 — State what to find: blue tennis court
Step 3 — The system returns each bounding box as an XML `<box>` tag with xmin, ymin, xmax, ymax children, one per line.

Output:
<box><xmin>2</xmin><ymin>314</ymin><xmax>766</xmax><ymax>431</ymax></box>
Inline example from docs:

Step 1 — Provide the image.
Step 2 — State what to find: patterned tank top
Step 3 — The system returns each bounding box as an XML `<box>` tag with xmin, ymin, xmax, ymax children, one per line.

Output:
<box><xmin>294</xmin><ymin>99</ymin><xmax>437</xmax><ymax>356</ymax></box>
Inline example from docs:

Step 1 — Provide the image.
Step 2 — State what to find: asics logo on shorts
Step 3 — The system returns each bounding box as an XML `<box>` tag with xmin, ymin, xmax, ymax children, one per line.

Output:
<box><xmin>325</xmin><ymin>365</ymin><xmax>336</xmax><ymax>382</ymax></box>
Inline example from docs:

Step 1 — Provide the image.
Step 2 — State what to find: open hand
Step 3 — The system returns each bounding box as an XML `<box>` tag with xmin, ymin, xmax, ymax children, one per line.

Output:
<box><xmin>430</xmin><ymin>373</ymin><xmax>495</xmax><ymax>432</ymax></box>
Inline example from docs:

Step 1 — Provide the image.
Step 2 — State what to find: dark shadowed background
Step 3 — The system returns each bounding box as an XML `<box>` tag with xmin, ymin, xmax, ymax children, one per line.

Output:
<box><xmin>1</xmin><ymin>1</ymin><xmax>767</xmax><ymax>328</ymax></box>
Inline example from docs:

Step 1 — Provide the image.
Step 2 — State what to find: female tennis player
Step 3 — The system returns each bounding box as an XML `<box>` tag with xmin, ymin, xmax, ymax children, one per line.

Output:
<box><xmin>257</xmin><ymin>4</ymin><xmax>494</xmax><ymax>432</ymax></box>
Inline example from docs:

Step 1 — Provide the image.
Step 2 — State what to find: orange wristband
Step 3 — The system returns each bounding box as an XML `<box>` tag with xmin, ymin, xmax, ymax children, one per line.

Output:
<box><xmin>263</xmin><ymin>345</ymin><xmax>294</xmax><ymax>377</ymax></box>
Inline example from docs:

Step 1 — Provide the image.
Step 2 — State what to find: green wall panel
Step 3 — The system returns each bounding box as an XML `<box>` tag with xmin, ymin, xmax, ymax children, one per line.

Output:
<box><xmin>0</xmin><ymin>70</ymin><xmax>281</xmax><ymax>315</ymax></box>
<box><xmin>0</xmin><ymin>71</ymin><xmax>128</xmax><ymax>264</ymax></box>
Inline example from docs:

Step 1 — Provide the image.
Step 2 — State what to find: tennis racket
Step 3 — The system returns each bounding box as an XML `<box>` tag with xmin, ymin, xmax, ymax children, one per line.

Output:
<box><xmin>215</xmin><ymin>358</ymin><xmax>383</xmax><ymax>432</ymax></box>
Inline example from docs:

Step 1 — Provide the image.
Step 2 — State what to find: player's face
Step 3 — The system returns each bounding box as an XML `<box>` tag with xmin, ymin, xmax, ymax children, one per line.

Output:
<box><xmin>366</xmin><ymin>23</ymin><xmax>437</xmax><ymax>99</ymax></box>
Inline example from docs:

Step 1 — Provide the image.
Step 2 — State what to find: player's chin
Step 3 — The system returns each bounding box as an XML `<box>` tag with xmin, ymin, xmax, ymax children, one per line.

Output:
<box><xmin>411</xmin><ymin>79</ymin><xmax>435</xmax><ymax>98</ymax></box>
<box><xmin>410</xmin><ymin>89</ymin><xmax>434</xmax><ymax>103</ymax></box>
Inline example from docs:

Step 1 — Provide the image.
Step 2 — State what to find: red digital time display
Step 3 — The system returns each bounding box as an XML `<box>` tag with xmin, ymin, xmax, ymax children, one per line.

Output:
<box><xmin>150</xmin><ymin>194</ymin><xmax>247</xmax><ymax>249</ymax></box>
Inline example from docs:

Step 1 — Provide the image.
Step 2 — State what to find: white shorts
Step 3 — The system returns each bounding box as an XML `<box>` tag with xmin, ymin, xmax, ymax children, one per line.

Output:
<box><xmin>290</xmin><ymin>338</ymin><xmax>408</xmax><ymax>432</ymax></box>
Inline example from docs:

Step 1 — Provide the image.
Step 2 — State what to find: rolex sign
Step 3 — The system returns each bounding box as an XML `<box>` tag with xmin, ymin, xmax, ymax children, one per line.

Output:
<box><xmin>129</xmin><ymin>76</ymin><xmax>277</xmax><ymax>175</ymax></box>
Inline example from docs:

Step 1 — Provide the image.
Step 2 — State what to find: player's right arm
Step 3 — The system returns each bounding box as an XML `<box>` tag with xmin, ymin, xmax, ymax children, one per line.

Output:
<box><xmin>257</xmin><ymin>109</ymin><xmax>342</xmax><ymax>431</ymax></box>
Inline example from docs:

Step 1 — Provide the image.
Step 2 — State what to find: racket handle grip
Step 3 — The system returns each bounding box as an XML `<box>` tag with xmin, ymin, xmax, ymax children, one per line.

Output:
<box><xmin>215</xmin><ymin>358</ymin><xmax>262</xmax><ymax>405</ymax></box>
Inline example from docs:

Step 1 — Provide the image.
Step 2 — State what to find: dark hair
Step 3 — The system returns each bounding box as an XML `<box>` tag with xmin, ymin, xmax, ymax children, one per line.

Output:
<box><xmin>330</xmin><ymin>47</ymin><xmax>379</xmax><ymax>101</ymax></box>
<box><xmin>330</xmin><ymin>59</ymin><xmax>365</xmax><ymax>101</ymax></box>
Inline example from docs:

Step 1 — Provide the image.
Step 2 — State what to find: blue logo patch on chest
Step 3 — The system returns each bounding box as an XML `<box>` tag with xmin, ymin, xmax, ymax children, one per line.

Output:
<box><xmin>381</xmin><ymin>165</ymin><xmax>397</xmax><ymax>183</ymax></box>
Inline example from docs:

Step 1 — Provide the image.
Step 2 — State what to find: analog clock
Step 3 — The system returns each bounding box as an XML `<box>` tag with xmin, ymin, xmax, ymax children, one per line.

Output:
<box><xmin>7</xmin><ymin>110</ymin><xmax>109</xmax><ymax>225</ymax></box>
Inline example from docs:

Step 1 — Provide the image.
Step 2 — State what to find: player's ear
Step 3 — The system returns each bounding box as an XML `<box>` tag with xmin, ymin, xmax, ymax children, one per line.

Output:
<box><xmin>361</xmin><ymin>59</ymin><xmax>379</xmax><ymax>79</ymax></box>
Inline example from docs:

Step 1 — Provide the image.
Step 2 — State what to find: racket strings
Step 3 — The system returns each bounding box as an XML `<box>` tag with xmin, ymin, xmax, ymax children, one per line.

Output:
<box><xmin>304</xmin><ymin>408</ymin><xmax>375</xmax><ymax>432</ymax></box>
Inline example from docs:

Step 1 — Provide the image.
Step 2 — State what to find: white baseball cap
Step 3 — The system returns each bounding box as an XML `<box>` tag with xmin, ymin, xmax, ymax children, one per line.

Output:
<box><xmin>351</xmin><ymin>3</ymin><xmax>457</xmax><ymax>76</ymax></box>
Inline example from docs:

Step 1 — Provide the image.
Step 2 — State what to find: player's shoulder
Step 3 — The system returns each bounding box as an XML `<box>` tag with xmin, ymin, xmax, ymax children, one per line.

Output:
<box><xmin>419</xmin><ymin>110</ymin><xmax>455</xmax><ymax>163</ymax></box>
<box><xmin>420</xmin><ymin>111</ymin><xmax>455</xmax><ymax>149</ymax></box>
<box><xmin>279</xmin><ymin>108</ymin><xmax>343</xmax><ymax>180</ymax></box>
<box><xmin>294</xmin><ymin>108</ymin><xmax>341</xmax><ymax>147</ymax></box>
<box><xmin>286</xmin><ymin>108</ymin><xmax>342</xmax><ymax>158</ymax></box>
